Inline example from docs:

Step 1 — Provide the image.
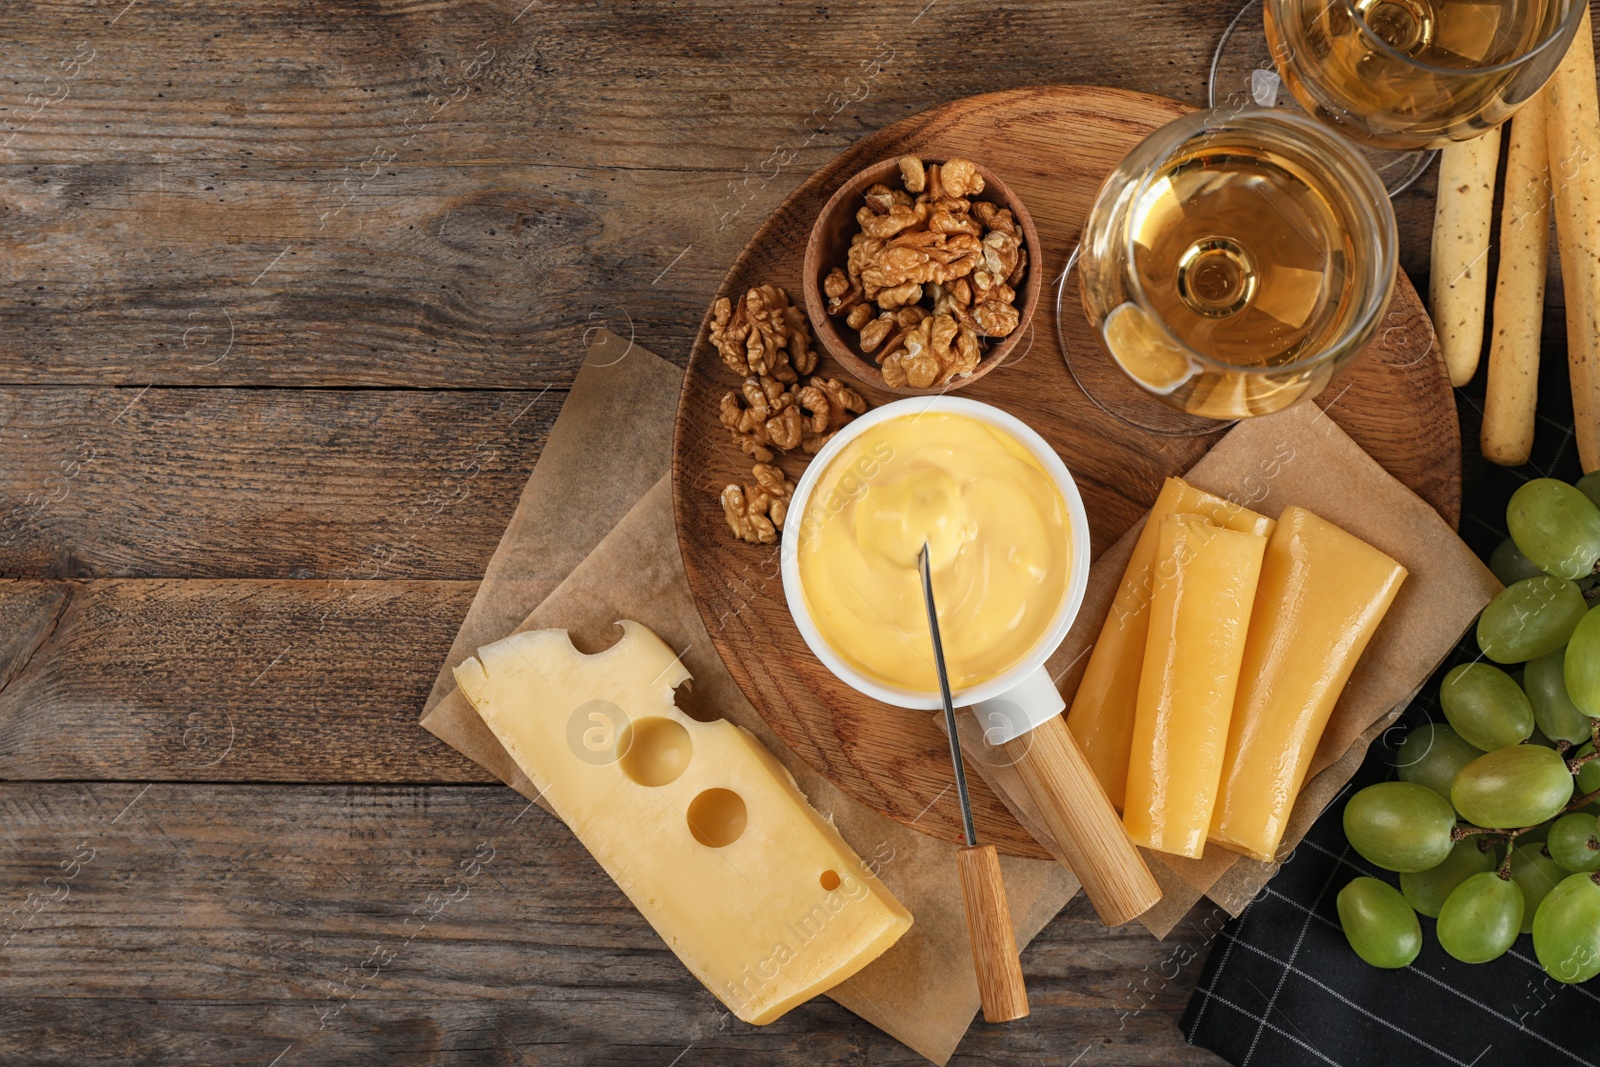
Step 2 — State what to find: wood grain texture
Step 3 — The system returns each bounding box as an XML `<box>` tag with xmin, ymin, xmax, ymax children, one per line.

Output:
<box><xmin>0</xmin><ymin>579</ymin><xmax>494</xmax><ymax>783</ymax></box>
<box><xmin>1004</xmin><ymin>716</ymin><xmax>1162</xmax><ymax>926</ymax></box>
<box><xmin>3</xmin><ymin>0</ymin><xmax>1550</xmax><ymax>1059</ymax></box>
<box><xmin>0</xmin><ymin>387</ymin><xmax>555</xmax><ymax>579</ymax></box>
<box><xmin>0</xmin><ymin>1</ymin><xmax>1517</xmax><ymax>390</ymax></box>
<box><xmin>955</xmin><ymin>844</ymin><xmax>1030</xmax><ymax>1025</ymax></box>
<box><xmin>0</xmin><ymin>782</ymin><xmax>1223</xmax><ymax>1065</ymax></box>
<box><xmin>672</xmin><ymin>85</ymin><xmax>1461</xmax><ymax>858</ymax></box>
<box><xmin>0</xmin><ymin>164</ymin><xmax>708</xmax><ymax>387</ymax></box>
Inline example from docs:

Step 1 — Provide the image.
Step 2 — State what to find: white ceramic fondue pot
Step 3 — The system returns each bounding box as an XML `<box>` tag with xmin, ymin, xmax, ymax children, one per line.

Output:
<box><xmin>779</xmin><ymin>395</ymin><xmax>1091</xmax><ymax>745</ymax></box>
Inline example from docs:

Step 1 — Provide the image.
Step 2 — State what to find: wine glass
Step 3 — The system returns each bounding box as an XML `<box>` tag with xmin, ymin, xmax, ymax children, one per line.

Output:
<box><xmin>1063</xmin><ymin>107</ymin><xmax>1397</xmax><ymax>430</ymax></box>
<box><xmin>1211</xmin><ymin>0</ymin><xmax>1587</xmax><ymax>194</ymax></box>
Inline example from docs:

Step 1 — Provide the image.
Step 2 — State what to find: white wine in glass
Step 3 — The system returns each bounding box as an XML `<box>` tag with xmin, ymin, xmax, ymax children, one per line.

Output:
<box><xmin>1265</xmin><ymin>0</ymin><xmax>1585</xmax><ymax>148</ymax></box>
<box><xmin>1077</xmin><ymin>109</ymin><xmax>1397</xmax><ymax>420</ymax></box>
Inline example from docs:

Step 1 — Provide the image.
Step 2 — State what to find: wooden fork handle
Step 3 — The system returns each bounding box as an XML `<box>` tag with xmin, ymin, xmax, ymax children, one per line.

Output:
<box><xmin>955</xmin><ymin>843</ymin><xmax>1030</xmax><ymax>1023</ymax></box>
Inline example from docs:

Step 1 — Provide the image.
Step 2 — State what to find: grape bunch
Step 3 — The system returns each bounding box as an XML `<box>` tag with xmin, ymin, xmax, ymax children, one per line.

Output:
<box><xmin>1339</xmin><ymin>474</ymin><xmax>1600</xmax><ymax>984</ymax></box>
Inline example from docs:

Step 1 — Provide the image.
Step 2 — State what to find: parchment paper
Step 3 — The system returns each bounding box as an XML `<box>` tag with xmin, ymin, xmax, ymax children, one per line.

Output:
<box><xmin>421</xmin><ymin>328</ymin><xmax>681</xmax><ymax>722</ymax></box>
<box><xmin>419</xmin><ymin>333</ymin><xmax>1078</xmax><ymax>1065</ymax></box>
<box><xmin>959</xmin><ymin>400</ymin><xmax>1502</xmax><ymax>938</ymax></box>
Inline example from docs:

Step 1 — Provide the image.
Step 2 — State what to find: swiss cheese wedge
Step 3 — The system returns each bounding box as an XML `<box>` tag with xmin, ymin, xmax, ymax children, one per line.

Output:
<box><xmin>454</xmin><ymin>622</ymin><xmax>912</xmax><ymax>1024</ymax></box>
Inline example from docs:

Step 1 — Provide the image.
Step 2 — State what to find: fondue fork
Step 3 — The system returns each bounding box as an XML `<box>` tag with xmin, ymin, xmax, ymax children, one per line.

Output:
<box><xmin>919</xmin><ymin>544</ymin><xmax>1030</xmax><ymax>1024</ymax></box>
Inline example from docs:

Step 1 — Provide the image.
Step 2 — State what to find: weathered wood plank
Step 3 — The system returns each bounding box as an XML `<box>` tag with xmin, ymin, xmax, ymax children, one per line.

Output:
<box><xmin>0</xmin><ymin>998</ymin><xmax>1216</xmax><ymax>1066</ymax></box>
<box><xmin>0</xmin><ymin>162</ymin><xmax>1447</xmax><ymax>390</ymax></box>
<box><xmin>0</xmin><ymin>164</ymin><xmax>716</xmax><ymax>387</ymax></box>
<box><xmin>0</xmin><ymin>1</ymin><xmax>1472</xmax><ymax>389</ymax></box>
<box><xmin>0</xmin><ymin>579</ymin><xmax>495</xmax><ymax>782</ymax></box>
<box><xmin>0</xmin><ymin>782</ymin><xmax>1224</xmax><ymax>1065</ymax></box>
<box><xmin>0</xmin><ymin>387</ymin><xmax>556</xmax><ymax>579</ymax></box>
<box><xmin>0</xmin><ymin>1</ymin><xmax>1232</xmax><ymax>168</ymax></box>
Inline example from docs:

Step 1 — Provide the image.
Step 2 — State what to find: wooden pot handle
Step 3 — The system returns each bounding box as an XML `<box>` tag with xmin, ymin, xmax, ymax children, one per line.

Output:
<box><xmin>955</xmin><ymin>843</ymin><xmax>1030</xmax><ymax>1023</ymax></box>
<box><xmin>1002</xmin><ymin>714</ymin><xmax>1162</xmax><ymax>927</ymax></box>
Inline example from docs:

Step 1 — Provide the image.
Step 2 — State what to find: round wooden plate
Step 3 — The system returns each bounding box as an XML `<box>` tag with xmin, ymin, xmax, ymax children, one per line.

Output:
<box><xmin>671</xmin><ymin>86</ymin><xmax>1461</xmax><ymax>859</ymax></box>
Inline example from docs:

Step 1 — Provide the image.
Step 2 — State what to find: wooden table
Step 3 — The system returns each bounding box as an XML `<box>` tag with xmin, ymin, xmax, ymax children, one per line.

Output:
<box><xmin>0</xmin><ymin>2</ymin><xmax>1545</xmax><ymax>1063</ymax></box>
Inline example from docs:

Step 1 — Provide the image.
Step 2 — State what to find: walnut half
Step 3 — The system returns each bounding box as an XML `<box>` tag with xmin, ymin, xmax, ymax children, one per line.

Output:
<box><xmin>710</xmin><ymin>284</ymin><xmax>818</xmax><ymax>382</ymax></box>
<box><xmin>722</xmin><ymin>463</ymin><xmax>795</xmax><ymax>544</ymax></box>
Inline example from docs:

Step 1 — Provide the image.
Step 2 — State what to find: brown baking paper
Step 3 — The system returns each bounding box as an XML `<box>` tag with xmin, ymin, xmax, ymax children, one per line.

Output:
<box><xmin>420</xmin><ymin>333</ymin><xmax>1078</xmax><ymax>1065</ymax></box>
<box><xmin>421</xmin><ymin>328</ymin><xmax>682</xmax><ymax>723</ymax></box>
<box><xmin>959</xmin><ymin>400</ymin><xmax>1501</xmax><ymax>938</ymax></box>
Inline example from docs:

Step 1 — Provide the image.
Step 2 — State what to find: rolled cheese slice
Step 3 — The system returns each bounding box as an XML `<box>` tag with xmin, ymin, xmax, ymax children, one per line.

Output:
<box><xmin>1123</xmin><ymin>516</ymin><xmax>1267</xmax><ymax>859</ymax></box>
<box><xmin>1209</xmin><ymin>508</ymin><xmax>1407</xmax><ymax>862</ymax></box>
<box><xmin>1066</xmin><ymin>477</ymin><xmax>1274</xmax><ymax>809</ymax></box>
<box><xmin>455</xmin><ymin>621</ymin><xmax>912</xmax><ymax>1025</ymax></box>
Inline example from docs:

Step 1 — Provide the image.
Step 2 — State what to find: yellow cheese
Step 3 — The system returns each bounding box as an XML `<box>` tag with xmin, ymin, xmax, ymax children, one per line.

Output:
<box><xmin>1209</xmin><ymin>508</ymin><xmax>1407</xmax><ymax>862</ymax></box>
<box><xmin>454</xmin><ymin>622</ymin><xmax>912</xmax><ymax>1024</ymax></box>
<box><xmin>1123</xmin><ymin>516</ymin><xmax>1267</xmax><ymax>858</ymax></box>
<box><xmin>1065</xmin><ymin>477</ymin><xmax>1274</xmax><ymax>809</ymax></box>
<box><xmin>795</xmin><ymin>411</ymin><xmax>1072</xmax><ymax>692</ymax></box>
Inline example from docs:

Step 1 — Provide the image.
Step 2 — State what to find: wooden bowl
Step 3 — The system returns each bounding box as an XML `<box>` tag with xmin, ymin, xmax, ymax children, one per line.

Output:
<box><xmin>801</xmin><ymin>156</ymin><xmax>1043</xmax><ymax>396</ymax></box>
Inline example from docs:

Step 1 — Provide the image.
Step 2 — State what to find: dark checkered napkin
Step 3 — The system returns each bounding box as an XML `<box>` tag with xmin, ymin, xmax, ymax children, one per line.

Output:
<box><xmin>1182</xmin><ymin>358</ymin><xmax>1595</xmax><ymax>1066</ymax></box>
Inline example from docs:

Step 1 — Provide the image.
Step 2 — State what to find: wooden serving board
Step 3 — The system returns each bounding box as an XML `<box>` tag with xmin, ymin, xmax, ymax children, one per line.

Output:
<box><xmin>671</xmin><ymin>86</ymin><xmax>1461</xmax><ymax>859</ymax></box>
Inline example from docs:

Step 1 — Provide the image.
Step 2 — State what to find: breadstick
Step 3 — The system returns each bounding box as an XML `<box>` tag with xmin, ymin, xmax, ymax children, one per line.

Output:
<box><xmin>1545</xmin><ymin>6</ymin><xmax>1600</xmax><ymax>473</ymax></box>
<box><xmin>1483</xmin><ymin>93</ymin><xmax>1550</xmax><ymax>466</ymax></box>
<box><xmin>1431</xmin><ymin>128</ymin><xmax>1502</xmax><ymax>387</ymax></box>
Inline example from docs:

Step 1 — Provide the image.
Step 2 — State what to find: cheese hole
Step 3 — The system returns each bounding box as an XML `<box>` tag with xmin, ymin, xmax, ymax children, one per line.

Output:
<box><xmin>616</xmin><ymin>717</ymin><xmax>693</xmax><ymax>788</ymax></box>
<box><xmin>686</xmin><ymin>788</ymin><xmax>747</xmax><ymax>848</ymax></box>
<box><xmin>820</xmin><ymin>870</ymin><xmax>841</xmax><ymax>892</ymax></box>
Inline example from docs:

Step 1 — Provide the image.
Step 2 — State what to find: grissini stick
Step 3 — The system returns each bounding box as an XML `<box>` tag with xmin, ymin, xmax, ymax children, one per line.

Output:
<box><xmin>919</xmin><ymin>545</ymin><xmax>1029</xmax><ymax>1024</ymax></box>
<box><xmin>1483</xmin><ymin>91</ymin><xmax>1551</xmax><ymax>467</ymax></box>
<box><xmin>1430</xmin><ymin>126</ymin><xmax>1502</xmax><ymax>387</ymax></box>
<box><xmin>1544</xmin><ymin>5</ymin><xmax>1600</xmax><ymax>474</ymax></box>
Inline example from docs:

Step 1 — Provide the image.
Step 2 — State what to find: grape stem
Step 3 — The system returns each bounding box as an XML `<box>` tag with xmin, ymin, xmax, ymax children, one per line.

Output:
<box><xmin>1561</xmin><ymin>718</ymin><xmax>1600</xmax><ymax>774</ymax></box>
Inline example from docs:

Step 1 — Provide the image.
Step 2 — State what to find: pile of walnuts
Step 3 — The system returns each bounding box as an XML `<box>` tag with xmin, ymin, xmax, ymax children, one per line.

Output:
<box><xmin>823</xmin><ymin>156</ymin><xmax>1026</xmax><ymax>389</ymax></box>
<box><xmin>710</xmin><ymin>284</ymin><xmax>868</xmax><ymax>544</ymax></box>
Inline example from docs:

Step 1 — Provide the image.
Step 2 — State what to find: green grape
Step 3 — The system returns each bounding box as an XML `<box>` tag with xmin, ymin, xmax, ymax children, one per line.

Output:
<box><xmin>1337</xmin><ymin>877</ymin><xmax>1422</xmax><ymax>969</ymax></box>
<box><xmin>1401</xmin><ymin>837</ymin><xmax>1496</xmax><ymax>917</ymax></box>
<box><xmin>1525</xmin><ymin>647</ymin><xmax>1593</xmax><ymax>744</ymax></box>
<box><xmin>1477</xmin><ymin>576</ymin><xmax>1589</xmax><ymax>663</ymax></box>
<box><xmin>1440</xmin><ymin>663</ymin><xmax>1534</xmax><ymax>749</ymax></box>
<box><xmin>1547</xmin><ymin>812</ymin><xmax>1600</xmax><ymax>872</ymax></box>
<box><xmin>1576</xmin><ymin>744</ymin><xmax>1600</xmax><ymax>797</ymax></box>
<box><xmin>1451</xmin><ymin>745</ymin><xmax>1575</xmax><ymax>828</ymax></box>
<box><xmin>1577</xmin><ymin>471</ymin><xmax>1600</xmax><ymax>511</ymax></box>
<box><xmin>1490</xmin><ymin>537</ymin><xmax>1551</xmax><ymax>584</ymax></box>
<box><xmin>1344</xmin><ymin>782</ymin><xmax>1457</xmax><ymax>871</ymax></box>
<box><xmin>1437</xmin><ymin>871</ymin><xmax>1525</xmax><ymax>963</ymax></box>
<box><xmin>1566</xmin><ymin>605</ymin><xmax>1600</xmax><ymax>716</ymax></box>
<box><xmin>1533</xmin><ymin>873</ymin><xmax>1600</xmax><ymax>983</ymax></box>
<box><xmin>1507</xmin><ymin>478</ymin><xmax>1600</xmax><ymax>581</ymax></box>
<box><xmin>1397</xmin><ymin>722</ymin><xmax>1483</xmax><ymax>800</ymax></box>
<box><xmin>1510</xmin><ymin>843</ymin><xmax>1567</xmax><ymax>933</ymax></box>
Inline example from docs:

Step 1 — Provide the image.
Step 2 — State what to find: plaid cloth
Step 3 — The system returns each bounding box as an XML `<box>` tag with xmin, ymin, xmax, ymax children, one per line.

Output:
<box><xmin>1182</xmin><ymin>351</ymin><xmax>1596</xmax><ymax>1066</ymax></box>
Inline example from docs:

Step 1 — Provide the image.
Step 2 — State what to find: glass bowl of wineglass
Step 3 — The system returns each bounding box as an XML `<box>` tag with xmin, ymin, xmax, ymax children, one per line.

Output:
<box><xmin>1212</xmin><ymin>0</ymin><xmax>1587</xmax><ymax>192</ymax></box>
<box><xmin>1069</xmin><ymin>107</ymin><xmax>1397</xmax><ymax>426</ymax></box>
